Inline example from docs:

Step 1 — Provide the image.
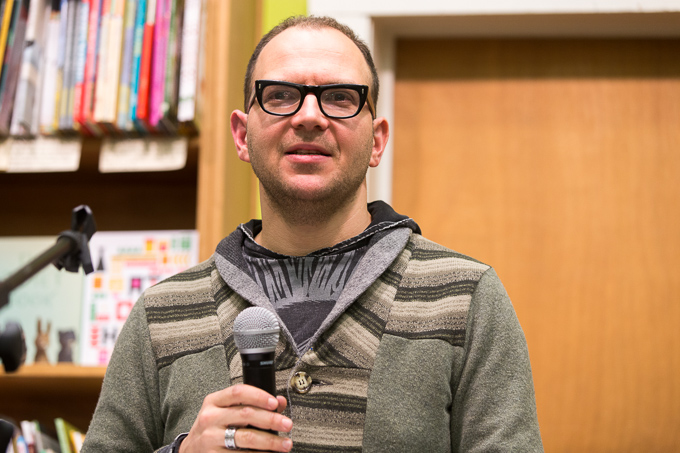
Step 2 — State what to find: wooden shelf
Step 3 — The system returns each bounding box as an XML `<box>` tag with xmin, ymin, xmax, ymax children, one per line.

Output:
<box><xmin>0</xmin><ymin>363</ymin><xmax>106</xmax><ymax>379</ymax></box>
<box><xmin>0</xmin><ymin>365</ymin><xmax>106</xmax><ymax>432</ymax></box>
<box><xmin>0</xmin><ymin>137</ymin><xmax>200</xmax><ymax>236</ymax></box>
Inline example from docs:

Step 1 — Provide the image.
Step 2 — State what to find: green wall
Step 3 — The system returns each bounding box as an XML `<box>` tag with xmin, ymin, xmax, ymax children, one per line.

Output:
<box><xmin>262</xmin><ymin>0</ymin><xmax>307</xmax><ymax>32</ymax></box>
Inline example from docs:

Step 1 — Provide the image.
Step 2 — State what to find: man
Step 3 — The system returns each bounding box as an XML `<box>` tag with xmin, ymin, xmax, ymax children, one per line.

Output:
<box><xmin>82</xmin><ymin>16</ymin><xmax>543</xmax><ymax>453</ymax></box>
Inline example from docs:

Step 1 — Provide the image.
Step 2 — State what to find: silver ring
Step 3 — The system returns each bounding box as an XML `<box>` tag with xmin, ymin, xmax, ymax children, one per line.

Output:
<box><xmin>224</xmin><ymin>426</ymin><xmax>238</xmax><ymax>450</ymax></box>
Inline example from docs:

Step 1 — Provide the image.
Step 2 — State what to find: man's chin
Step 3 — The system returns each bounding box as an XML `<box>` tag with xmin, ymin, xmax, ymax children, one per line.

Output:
<box><xmin>277</xmin><ymin>177</ymin><xmax>337</xmax><ymax>200</ymax></box>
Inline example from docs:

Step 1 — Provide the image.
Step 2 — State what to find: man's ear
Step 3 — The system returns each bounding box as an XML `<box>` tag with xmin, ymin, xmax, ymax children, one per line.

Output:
<box><xmin>369</xmin><ymin>117</ymin><xmax>389</xmax><ymax>168</ymax></box>
<box><xmin>231</xmin><ymin>110</ymin><xmax>250</xmax><ymax>163</ymax></box>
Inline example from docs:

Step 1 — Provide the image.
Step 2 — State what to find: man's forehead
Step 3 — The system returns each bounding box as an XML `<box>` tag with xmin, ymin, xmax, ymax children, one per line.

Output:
<box><xmin>253</xmin><ymin>26</ymin><xmax>371</xmax><ymax>84</ymax></box>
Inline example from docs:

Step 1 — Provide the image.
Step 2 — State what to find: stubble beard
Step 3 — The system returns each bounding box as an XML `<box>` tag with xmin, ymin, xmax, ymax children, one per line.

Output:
<box><xmin>248</xmin><ymin>138</ymin><xmax>373</xmax><ymax>226</ymax></box>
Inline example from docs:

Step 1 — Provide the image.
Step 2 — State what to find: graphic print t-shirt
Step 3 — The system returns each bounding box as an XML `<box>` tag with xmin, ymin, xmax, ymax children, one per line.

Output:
<box><xmin>242</xmin><ymin>236</ymin><xmax>367</xmax><ymax>353</ymax></box>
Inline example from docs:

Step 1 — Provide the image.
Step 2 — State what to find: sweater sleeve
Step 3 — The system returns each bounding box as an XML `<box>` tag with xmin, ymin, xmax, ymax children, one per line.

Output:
<box><xmin>81</xmin><ymin>297</ymin><xmax>170</xmax><ymax>452</ymax></box>
<box><xmin>450</xmin><ymin>267</ymin><xmax>544</xmax><ymax>452</ymax></box>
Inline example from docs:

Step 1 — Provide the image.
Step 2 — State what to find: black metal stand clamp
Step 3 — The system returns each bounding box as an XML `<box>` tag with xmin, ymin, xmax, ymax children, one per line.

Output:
<box><xmin>0</xmin><ymin>205</ymin><xmax>96</xmax><ymax>372</ymax></box>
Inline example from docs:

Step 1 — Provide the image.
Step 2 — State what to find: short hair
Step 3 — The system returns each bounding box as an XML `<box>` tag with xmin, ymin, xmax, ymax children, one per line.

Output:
<box><xmin>243</xmin><ymin>15</ymin><xmax>379</xmax><ymax>114</ymax></box>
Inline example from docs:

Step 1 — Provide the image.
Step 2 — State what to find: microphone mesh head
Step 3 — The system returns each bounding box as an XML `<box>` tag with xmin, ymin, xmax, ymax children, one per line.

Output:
<box><xmin>233</xmin><ymin>307</ymin><xmax>280</xmax><ymax>353</ymax></box>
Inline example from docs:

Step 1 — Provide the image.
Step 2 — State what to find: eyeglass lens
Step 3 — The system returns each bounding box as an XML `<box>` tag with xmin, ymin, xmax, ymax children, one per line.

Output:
<box><xmin>261</xmin><ymin>84</ymin><xmax>363</xmax><ymax>118</ymax></box>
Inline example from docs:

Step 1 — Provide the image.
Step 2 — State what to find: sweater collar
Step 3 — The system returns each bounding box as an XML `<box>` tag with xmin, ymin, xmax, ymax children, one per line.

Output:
<box><xmin>238</xmin><ymin>200</ymin><xmax>420</xmax><ymax>258</ymax></box>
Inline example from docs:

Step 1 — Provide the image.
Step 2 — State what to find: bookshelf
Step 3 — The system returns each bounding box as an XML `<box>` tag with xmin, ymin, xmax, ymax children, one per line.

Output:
<box><xmin>0</xmin><ymin>0</ymin><xmax>259</xmax><ymax>433</ymax></box>
<box><xmin>0</xmin><ymin>365</ymin><xmax>106</xmax><ymax>433</ymax></box>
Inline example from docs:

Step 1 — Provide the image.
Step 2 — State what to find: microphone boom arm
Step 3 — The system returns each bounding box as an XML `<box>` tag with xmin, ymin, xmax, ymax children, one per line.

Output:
<box><xmin>0</xmin><ymin>205</ymin><xmax>97</xmax><ymax>310</ymax></box>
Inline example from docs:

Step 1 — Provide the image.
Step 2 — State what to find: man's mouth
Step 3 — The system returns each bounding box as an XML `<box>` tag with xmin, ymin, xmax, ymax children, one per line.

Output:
<box><xmin>285</xmin><ymin>146</ymin><xmax>331</xmax><ymax>156</ymax></box>
<box><xmin>287</xmin><ymin>150</ymin><xmax>327</xmax><ymax>155</ymax></box>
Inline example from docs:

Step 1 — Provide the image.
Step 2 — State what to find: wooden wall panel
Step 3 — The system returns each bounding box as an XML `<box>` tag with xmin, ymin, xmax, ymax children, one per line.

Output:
<box><xmin>393</xmin><ymin>39</ymin><xmax>680</xmax><ymax>451</ymax></box>
<box><xmin>197</xmin><ymin>0</ymin><xmax>257</xmax><ymax>260</ymax></box>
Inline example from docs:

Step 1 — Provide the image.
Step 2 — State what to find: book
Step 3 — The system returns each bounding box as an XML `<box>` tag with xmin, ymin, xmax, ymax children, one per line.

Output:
<box><xmin>57</xmin><ymin>0</ymin><xmax>79</xmax><ymax>131</ymax></box>
<box><xmin>31</xmin><ymin>421</ymin><xmax>61</xmax><ymax>453</ymax></box>
<box><xmin>93</xmin><ymin>0</ymin><xmax>124</xmax><ymax>131</ymax></box>
<box><xmin>176</xmin><ymin>0</ymin><xmax>201</xmax><ymax>134</ymax></box>
<box><xmin>38</xmin><ymin>2</ymin><xmax>60</xmax><ymax>134</ymax></box>
<box><xmin>126</xmin><ymin>0</ymin><xmax>144</xmax><ymax>131</ymax></box>
<box><xmin>78</xmin><ymin>0</ymin><xmax>102</xmax><ymax>135</ymax></box>
<box><xmin>0</xmin><ymin>236</ymin><xmax>84</xmax><ymax>364</ymax></box>
<box><xmin>147</xmin><ymin>0</ymin><xmax>168</xmax><ymax>129</ymax></box>
<box><xmin>133</xmin><ymin>0</ymin><xmax>154</xmax><ymax>131</ymax></box>
<box><xmin>29</xmin><ymin>0</ymin><xmax>52</xmax><ymax>136</ymax></box>
<box><xmin>71</xmin><ymin>0</ymin><xmax>90</xmax><ymax>133</ymax></box>
<box><xmin>157</xmin><ymin>0</ymin><xmax>178</xmax><ymax>133</ymax></box>
<box><xmin>0</xmin><ymin>0</ymin><xmax>15</xmax><ymax>85</ymax></box>
<box><xmin>79</xmin><ymin>230</ymin><xmax>199</xmax><ymax>366</ymax></box>
<box><xmin>70</xmin><ymin>430</ymin><xmax>84</xmax><ymax>452</ymax></box>
<box><xmin>19</xmin><ymin>421</ymin><xmax>35</xmax><ymax>452</ymax></box>
<box><xmin>0</xmin><ymin>0</ymin><xmax>21</xmax><ymax>99</ymax></box>
<box><xmin>89</xmin><ymin>0</ymin><xmax>108</xmax><ymax>133</ymax></box>
<box><xmin>0</xmin><ymin>0</ymin><xmax>30</xmax><ymax>135</ymax></box>
<box><xmin>115</xmin><ymin>0</ymin><xmax>136</xmax><ymax>131</ymax></box>
<box><xmin>9</xmin><ymin>0</ymin><xmax>50</xmax><ymax>136</ymax></box>
<box><xmin>54</xmin><ymin>418</ymin><xmax>83</xmax><ymax>453</ymax></box>
<box><xmin>51</xmin><ymin>0</ymin><xmax>70</xmax><ymax>133</ymax></box>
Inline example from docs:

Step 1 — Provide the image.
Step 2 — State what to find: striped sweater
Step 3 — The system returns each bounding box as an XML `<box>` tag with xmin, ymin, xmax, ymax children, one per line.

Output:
<box><xmin>82</xmin><ymin>225</ymin><xmax>543</xmax><ymax>452</ymax></box>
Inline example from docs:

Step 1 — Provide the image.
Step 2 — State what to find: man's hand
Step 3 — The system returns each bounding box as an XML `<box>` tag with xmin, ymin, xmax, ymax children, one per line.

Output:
<box><xmin>179</xmin><ymin>384</ymin><xmax>293</xmax><ymax>452</ymax></box>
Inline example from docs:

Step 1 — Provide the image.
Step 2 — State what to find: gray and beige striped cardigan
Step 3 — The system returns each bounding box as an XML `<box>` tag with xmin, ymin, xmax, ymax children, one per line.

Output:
<box><xmin>82</xmin><ymin>225</ymin><xmax>543</xmax><ymax>453</ymax></box>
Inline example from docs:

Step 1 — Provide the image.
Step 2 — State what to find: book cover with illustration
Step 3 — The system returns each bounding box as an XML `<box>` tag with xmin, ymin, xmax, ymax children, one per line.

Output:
<box><xmin>79</xmin><ymin>230</ymin><xmax>199</xmax><ymax>366</ymax></box>
<box><xmin>0</xmin><ymin>236</ymin><xmax>84</xmax><ymax>365</ymax></box>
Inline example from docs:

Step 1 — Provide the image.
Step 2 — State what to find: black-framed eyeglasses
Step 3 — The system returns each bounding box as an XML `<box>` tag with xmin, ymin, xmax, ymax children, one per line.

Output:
<box><xmin>249</xmin><ymin>80</ymin><xmax>376</xmax><ymax>119</ymax></box>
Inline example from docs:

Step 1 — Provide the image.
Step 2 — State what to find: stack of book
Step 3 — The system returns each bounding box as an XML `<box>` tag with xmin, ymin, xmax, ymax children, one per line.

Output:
<box><xmin>0</xmin><ymin>0</ymin><xmax>205</xmax><ymax>139</ymax></box>
<box><xmin>2</xmin><ymin>418</ymin><xmax>84</xmax><ymax>452</ymax></box>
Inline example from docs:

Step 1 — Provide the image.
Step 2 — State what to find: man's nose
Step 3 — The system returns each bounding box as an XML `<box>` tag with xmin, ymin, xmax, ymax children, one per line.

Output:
<box><xmin>290</xmin><ymin>93</ymin><xmax>329</xmax><ymax>129</ymax></box>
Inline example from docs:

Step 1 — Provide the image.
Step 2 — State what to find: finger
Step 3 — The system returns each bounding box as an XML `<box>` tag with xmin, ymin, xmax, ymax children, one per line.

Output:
<box><xmin>228</xmin><ymin>404</ymin><xmax>293</xmax><ymax>433</ymax></box>
<box><xmin>209</xmin><ymin>384</ymin><xmax>279</xmax><ymax>411</ymax></box>
<box><xmin>276</xmin><ymin>395</ymin><xmax>288</xmax><ymax>413</ymax></box>
<box><xmin>232</xmin><ymin>427</ymin><xmax>293</xmax><ymax>453</ymax></box>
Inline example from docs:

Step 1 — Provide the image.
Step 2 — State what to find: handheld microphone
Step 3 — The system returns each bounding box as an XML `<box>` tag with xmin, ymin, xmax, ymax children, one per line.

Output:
<box><xmin>233</xmin><ymin>307</ymin><xmax>280</xmax><ymax>396</ymax></box>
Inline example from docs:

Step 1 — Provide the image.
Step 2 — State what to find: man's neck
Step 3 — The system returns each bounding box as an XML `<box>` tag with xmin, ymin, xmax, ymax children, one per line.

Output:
<box><xmin>255</xmin><ymin>193</ymin><xmax>372</xmax><ymax>256</ymax></box>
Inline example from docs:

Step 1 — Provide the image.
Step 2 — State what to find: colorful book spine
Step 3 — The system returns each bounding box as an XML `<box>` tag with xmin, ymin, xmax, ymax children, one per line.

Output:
<box><xmin>54</xmin><ymin>418</ymin><xmax>83</xmax><ymax>453</ymax></box>
<box><xmin>127</xmin><ymin>0</ymin><xmax>145</xmax><ymax>131</ymax></box>
<box><xmin>158</xmin><ymin>0</ymin><xmax>180</xmax><ymax>133</ymax></box>
<box><xmin>0</xmin><ymin>0</ymin><xmax>15</xmax><ymax>85</ymax></box>
<box><xmin>92</xmin><ymin>0</ymin><xmax>110</xmax><ymax>126</ymax></box>
<box><xmin>176</xmin><ymin>0</ymin><xmax>200</xmax><ymax>132</ymax></box>
<box><xmin>58</xmin><ymin>0</ymin><xmax>78</xmax><ymax>130</ymax></box>
<box><xmin>0</xmin><ymin>0</ymin><xmax>20</xmax><ymax>106</ymax></box>
<box><xmin>72</xmin><ymin>0</ymin><xmax>90</xmax><ymax>132</ymax></box>
<box><xmin>116</xmin><ymin>0</ymin><xmax>136</xmax><ymax>131</ymax></box>
<box><xmin>38</xmin><ymin>3</ymin><xmax>60</xmax><ymax>134</ymax></box>
<box><xmin>51</xmin><ymin>0</ymin><xmax>69</xmax><ymax>132</ymax></box>
<box><xmin>0</xmin><ymin>0</ymin><xmax>30</xmax><ymax>134</ymax></box>
<box><xmin>79</xmin><ymin>0</ymin><xmax>102</xmax><ymax>135</ymax></box>
<box><xmin>29</xmin><ymin>0</ymin><xmax>52</xmax><ymax>135</ymax></box>
<box><xmin>148</xmin><ymin>0</ymin><xmax>168</xmax><ymax>128</ymax></box>
<box><xmin>9</xmin><ymin>0</ymin><xmax>48</xmax><ymax>136</ymax></box>
<box><xmin>94</xmin><ymin>0</ymin><xmax>124</xmax><ymax>130</ymax></box>
<box><xmin>134</xmin><ymin>0</ymin><xmax>155</xmax><ymax>131</ymax></box>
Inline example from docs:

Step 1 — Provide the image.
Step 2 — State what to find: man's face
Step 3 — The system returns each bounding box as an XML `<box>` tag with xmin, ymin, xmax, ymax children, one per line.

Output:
<box><xmin>233</xmin><ymin>27</ymin><xmax>387</xmax><ymax>209</ymax></box>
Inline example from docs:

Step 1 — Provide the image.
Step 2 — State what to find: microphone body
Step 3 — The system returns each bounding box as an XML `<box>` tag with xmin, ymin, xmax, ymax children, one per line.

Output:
<box><xmin>241</xmin><ymin>351</ymin><xmax>276</xmax><ymax>396</ymax></box>
<box><xmin>233</xmin><ymin>307</ymin><xmax>280</xmax><ymax>396</ymax></box>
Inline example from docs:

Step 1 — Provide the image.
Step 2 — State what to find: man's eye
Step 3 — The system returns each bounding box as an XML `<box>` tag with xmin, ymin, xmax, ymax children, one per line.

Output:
<box><xmin>324</xmin><ymin>90</ymin><xmax>357</xmax><ymax>104</ymax></box>
<box><xmin>330</xmin><ymin>92</ymin><xmax>349</xmax><ymax>102</ymax></box>
<box><xmin>274</xmin><ymin>91</ymin><xmax>291</xmax><ymax>100</ymax></box>
<box><xmin>264</xmin><ymin>89</ymin><xmax>298</xmax><ymax>103</ymax></box>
